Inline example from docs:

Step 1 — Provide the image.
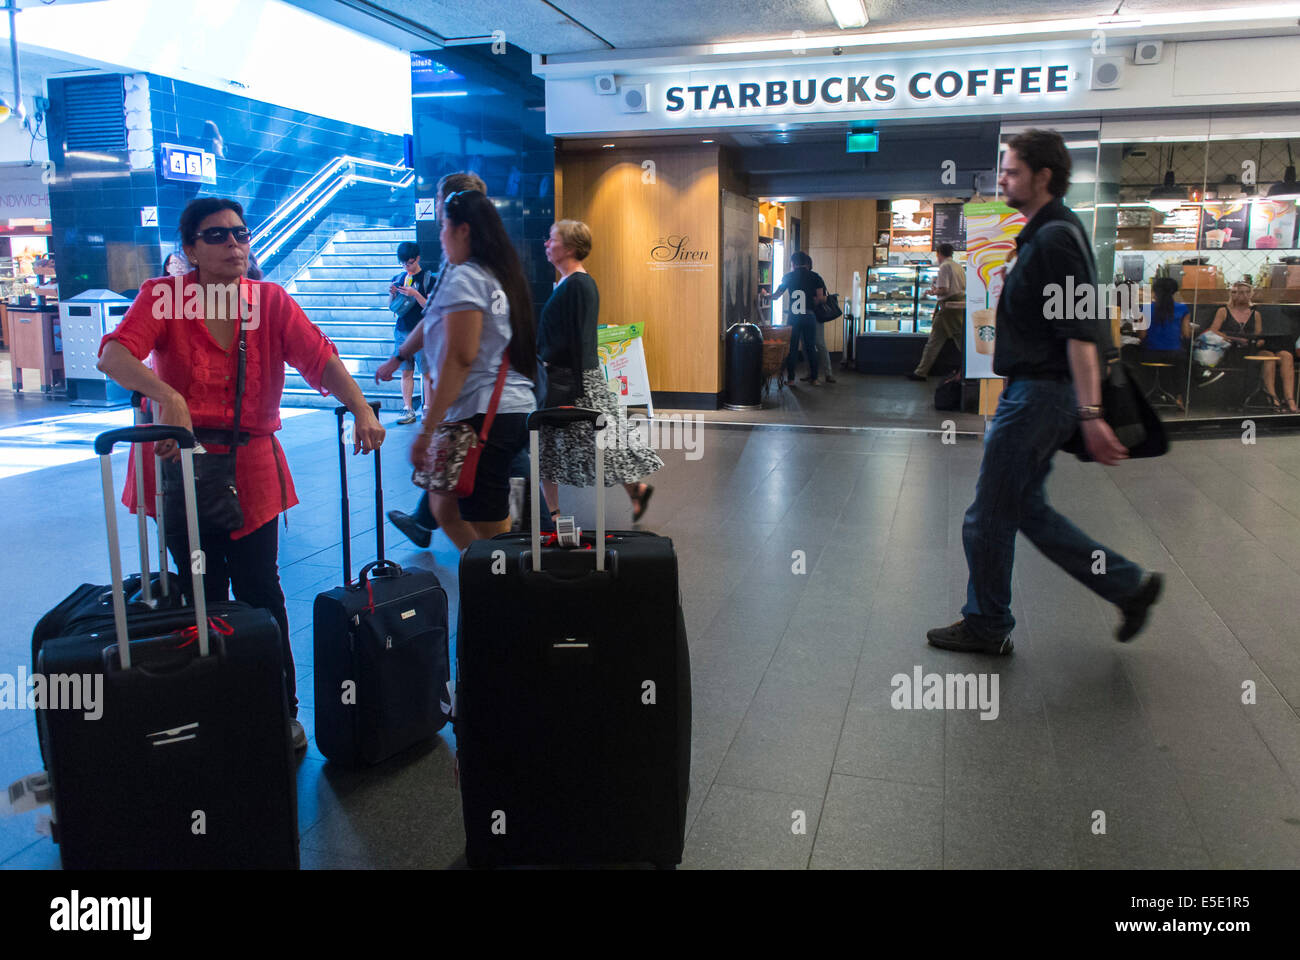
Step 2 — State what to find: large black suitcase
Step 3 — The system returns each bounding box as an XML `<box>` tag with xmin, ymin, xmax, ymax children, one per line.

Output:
<box><xmin>456</xmin><ymin>407</ymin><xmax>691</xmax><ymax>869</ymax></box>
<box><xmin>313</xmin><ymin>404</ymin><xmax>450</xmax><ymax>766</ymax></box>
<box><xmin>36</xmin><ymin>425</ymin><xmax>298</xmax><ymax>869</ymax></box>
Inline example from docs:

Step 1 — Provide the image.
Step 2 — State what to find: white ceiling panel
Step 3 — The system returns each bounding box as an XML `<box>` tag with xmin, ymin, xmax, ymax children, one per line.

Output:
<box><xmin>290</xmin><ymin>0</ymin><xmax>1292</xmax><ymax>56</ymax></box>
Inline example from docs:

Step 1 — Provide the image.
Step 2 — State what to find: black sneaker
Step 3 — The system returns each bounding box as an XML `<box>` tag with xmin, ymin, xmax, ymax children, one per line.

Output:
<box><xmin>906</xmin><ymin>372</ymin><xmax>927</xmax><ymax>381</ymax></box>
<box><xmin>388</xmin><ymin>509</ymin><xmax>432</xmax><ymax>549</ymax></box>
<box><xmin>926</xmin><ymin>620</ymin><xmax>1014</xmax><ymax>655</ymax></box>
<box><xmin>1116</xmin><ymin>573</ymin><xmax>1163</xmax><ymax>643</ymax></box>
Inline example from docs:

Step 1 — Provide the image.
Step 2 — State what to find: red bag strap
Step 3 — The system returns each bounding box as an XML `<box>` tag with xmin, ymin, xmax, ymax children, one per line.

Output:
<box><xmin>478</xmin><ymin>349</ymin><xmax>511</xmax><ymax>443</ymax></box>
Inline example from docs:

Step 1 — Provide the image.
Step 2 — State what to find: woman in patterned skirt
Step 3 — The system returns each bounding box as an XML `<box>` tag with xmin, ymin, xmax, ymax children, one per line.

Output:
<box><xmin>537</xmin><ymin>220</ymin><xmax>662</xmax><ymax>522</ymax></box>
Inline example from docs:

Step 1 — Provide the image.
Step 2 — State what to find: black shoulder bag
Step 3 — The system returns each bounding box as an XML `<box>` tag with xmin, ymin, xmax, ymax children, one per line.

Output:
<box><xmin>1052</xmin><ymin>221</ymin><xmax>1169</xmax><ymax>461</ymax></box>
<box><xmin>160</xmin><ymin>321</ymin><xmax>248</xmax><ymax>537</ymax></box>
<box><xmin>813</xmin><ymin>292</ymin><xmax>842</xmax><ymax>323</ymax></box>
<box><xmin>544</xmin><ymin>354</ymin><xmax>584</xmax><ymax>406</ymax></box>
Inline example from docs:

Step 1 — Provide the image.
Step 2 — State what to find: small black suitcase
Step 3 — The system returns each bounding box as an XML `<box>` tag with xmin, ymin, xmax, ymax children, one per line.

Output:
<box><xmin>312</xmin><ymin>404</ymin><xmax>451</xmax><ymax>766</ymax></box>
<box><xmin>36</xmin><ymin>425</ymin><xmax>298</xmax><ymax>870</ymax></box>
<box><xmin>456</xmin><ymin>407</ymin><xmax>691</xmax><ymax>869</ymax></box>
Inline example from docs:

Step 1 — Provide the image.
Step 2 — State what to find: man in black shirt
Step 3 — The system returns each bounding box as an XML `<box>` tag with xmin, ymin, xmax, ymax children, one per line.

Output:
<box><xmin>928</xmin><ymin>130</ymin><xmax>1162</xmax><ymax>655</ymax></box>
<box><xmin>768</xmin><ymin>251</ymin><xmax>828</xmax><ymax>385</ymax></box>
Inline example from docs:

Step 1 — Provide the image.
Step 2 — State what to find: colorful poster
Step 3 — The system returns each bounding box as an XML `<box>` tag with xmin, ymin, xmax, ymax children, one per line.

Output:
<box><xmin>1198</xmin><ymin>201</ymin><xmax>1248</xmax><ymax>249</ymax></box>
<box><xmin>1247</xmin><ymin>200</ymin><xmax>1298</xmax><ymax>249</ymax></box>
<box><xmin>597</xmin><ymin>322</ymin><xmax>653</xmax><ymax>412</ymax></box>
<box><xmin>963</xmin><ymin>202</ymin><xmax>1026</xmax><ymax>380</ymax></box>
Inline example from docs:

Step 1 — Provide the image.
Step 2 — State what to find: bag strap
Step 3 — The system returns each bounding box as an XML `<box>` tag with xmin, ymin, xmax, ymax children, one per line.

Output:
<box><xmin>477</xmin><ymin>349</ymin><xmax>511</xmax><ymax>444</ymax></box>
<box><xmin>230</xmin><ymin>290</ymin><xmax>248</xmax><ymax>464</ymax></box>
<box><xmin>1041</xmin><ymin>219</ymin><xmax>1117</xmax><ymax>363</ymax></box>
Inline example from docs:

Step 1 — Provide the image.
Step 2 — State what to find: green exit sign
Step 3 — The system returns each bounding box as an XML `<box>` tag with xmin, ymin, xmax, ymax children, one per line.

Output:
<box><xmin>846</xmin><ymin>131</ymin><xmax>879</xmax><ymax>153</ymax></box>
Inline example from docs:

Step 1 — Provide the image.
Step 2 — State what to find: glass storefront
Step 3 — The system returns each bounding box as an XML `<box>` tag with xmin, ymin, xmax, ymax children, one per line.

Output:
<box><xmin>1058</xmin><ymin>127</ymin><xmax>1300</xmax><ymax>421</ymax></box>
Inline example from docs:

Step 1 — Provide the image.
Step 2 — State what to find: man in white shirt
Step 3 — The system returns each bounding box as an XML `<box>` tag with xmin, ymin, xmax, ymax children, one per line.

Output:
<box><xmin>909</xmin><ymin>242</ymin><xmax>967</xmax><ymax>381</ymax></box>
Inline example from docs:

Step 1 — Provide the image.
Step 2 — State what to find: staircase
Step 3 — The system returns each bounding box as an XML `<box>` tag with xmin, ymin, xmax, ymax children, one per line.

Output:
<box><xmin>282</xmin><ymin>227</ymin><xmax>415</xmax><ymax>411</ymax></box>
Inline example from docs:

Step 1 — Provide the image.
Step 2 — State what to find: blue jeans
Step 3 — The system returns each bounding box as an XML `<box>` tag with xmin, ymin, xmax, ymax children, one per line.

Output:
<box><xmin>785</xmin><ymin>319</ymin><xmax>819</xmax><ymax>381</ymax></box>
<box><xmin>961</xmin><ymin>378</ymin><xmax>1145</xmax><ymax>640</ymax></box>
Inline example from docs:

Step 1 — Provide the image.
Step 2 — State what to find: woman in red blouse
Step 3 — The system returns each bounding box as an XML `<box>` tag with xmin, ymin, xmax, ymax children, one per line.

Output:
<box><xmin>97</xmin><ymin>197</ymin><xmax>384</xmax><ymax>751</ymax></box>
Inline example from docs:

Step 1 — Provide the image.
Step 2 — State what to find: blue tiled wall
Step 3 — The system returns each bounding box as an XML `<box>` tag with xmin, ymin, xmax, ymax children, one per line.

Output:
<box><xmin>410</xmin><ymin>45</ymin><xmax>555</xmax><ymax>321</ymax></box>
<box><xmin>47</xmin><ymin>73</ymin><xmax>412</xmax><ymax>298</ymax></box>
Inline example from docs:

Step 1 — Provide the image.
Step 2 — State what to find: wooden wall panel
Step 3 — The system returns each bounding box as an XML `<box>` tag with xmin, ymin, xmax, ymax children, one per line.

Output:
<box><xmin>807</xmin><ymin>201</ymin><xmax>838</xmax><ymax>249</ymax></box>
<box><xmin>557</xmin><ymin>147</ymin><xmax>721</xmax><ymax>394</ymax></box>
<box><xmin>836</xmin><ymin>198</ymin><xmax>875</xmax><ymax>247</ymax></box>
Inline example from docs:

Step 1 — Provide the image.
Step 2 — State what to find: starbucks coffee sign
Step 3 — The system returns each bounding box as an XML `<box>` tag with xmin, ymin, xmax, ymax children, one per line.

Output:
<box><xmin>666</xmin><ymin>64</ymin><xmax>1071</xmax><ymax>114</ymax></box>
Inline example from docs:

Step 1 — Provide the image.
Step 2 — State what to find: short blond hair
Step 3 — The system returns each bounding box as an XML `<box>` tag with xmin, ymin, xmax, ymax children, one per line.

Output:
<box><xmin>552</xmin><ymin>219</ymin><xmax>593</xmax><ymax>260</ymax></box>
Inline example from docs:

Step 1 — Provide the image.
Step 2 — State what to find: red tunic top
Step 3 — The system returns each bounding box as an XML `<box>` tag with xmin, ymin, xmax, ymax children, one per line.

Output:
<box><xmin>100</xmin><ymin>272</ymin><xmax>338</xmax><ymax>539</ymax></box>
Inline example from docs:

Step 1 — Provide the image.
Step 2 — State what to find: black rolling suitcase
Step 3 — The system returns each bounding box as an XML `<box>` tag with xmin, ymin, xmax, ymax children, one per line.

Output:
<box><xmin>312</xmin><ymin>404</ymin><xmax>450</xmax><ymax>766</ymax></box>
<box><xmin>36</xmin><ymin>425</ymin><xmax>298</xmax><ymax>869</ymax></box>
<box><xmin>456</xmin><ymin>407</ymin><xmax>691</xmax><ymax>869</ymax></box>
<box><xmin>33</xmin><ymin>394</ymin><xmax>183</xmax><ymax>668</ymax></box>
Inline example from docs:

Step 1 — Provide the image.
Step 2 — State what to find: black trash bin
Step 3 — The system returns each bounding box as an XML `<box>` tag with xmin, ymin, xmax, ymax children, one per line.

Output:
<box><xmin>724</xmin><ymin>321</ymin><xmax>763</xmax><ymax>410</ymax></box>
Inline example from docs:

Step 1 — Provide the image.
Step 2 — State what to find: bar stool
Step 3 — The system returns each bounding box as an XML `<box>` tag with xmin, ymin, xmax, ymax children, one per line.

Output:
<box><xmin>1138</xmin><ymin>360</ymin><xmax>1180</xmax><ymax>408</ymax></box>
<box><xmin>1241</xmin><ymin>354</ymin><xmax>1279</xmax><ymax>411</ymax></box>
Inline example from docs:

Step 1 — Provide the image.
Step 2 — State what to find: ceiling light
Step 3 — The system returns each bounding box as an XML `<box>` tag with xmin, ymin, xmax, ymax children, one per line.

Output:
<box><xmin>701</xmin><ymin>138</ymin><xmax>715</xmax><ymax>143</ymax></box>
<box><xmin>826</xmin><ymin>0</ymin><xmax>869</xmax><ymax>29</ymax></box>
<box><xmin>602</xmin><ymin>143</ymin><xmax>616</xmax><ymax>148</ymax></box>
<box><xmin>1266</xmin><ymin>142</ymin><xmax>1299</xmax><ymax>200</ymax></box>
<box><xmin>1147</xmin><ymin>146</ymin><xmax>1188</xmax><ymax>212</ymax></box>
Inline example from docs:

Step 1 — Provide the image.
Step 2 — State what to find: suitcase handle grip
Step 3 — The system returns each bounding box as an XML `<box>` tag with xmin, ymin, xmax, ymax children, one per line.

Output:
<box><xmin>526</xmin><ymin>407</ymin><xmax>607</xmax><ymax>431</ymax></box>
<box><xmin>94</xmin><ymin>425</ymin><xmax>196</xmax><ymax>456</ymax></box>
<box><xmin>334</xmin><ymin>401</ymin><xmax>382</xmax><ymax>420</ymax></box>
<box><xmin>355</xmin><ymin>559</ymin><xmax>402</xmax><ymax>588</ymax></box>
<box><xmin>519</xmin><ymin>548</ymin><xmax>618</xmax><ymax>581</ymax></box>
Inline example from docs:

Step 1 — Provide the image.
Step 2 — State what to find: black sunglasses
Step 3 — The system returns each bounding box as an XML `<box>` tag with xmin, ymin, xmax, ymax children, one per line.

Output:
<box><xmin>198</xmin><ymin>226</ymin><xmax>251</xmax><ymax>245</ymax></box>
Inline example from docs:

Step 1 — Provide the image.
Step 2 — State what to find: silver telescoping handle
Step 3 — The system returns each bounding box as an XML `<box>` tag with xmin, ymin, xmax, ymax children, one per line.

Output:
<box><xmin>130</xmin><ymin>393</ymin><xmax>170</xmax><ymax>602</ymax></box>
<box><xmin>94</xmin><ymin>426</ymin><xmax>209</xmax><ymax>668</ymax></box>
<box><xmin>527</xmin><ymin>407</ymin><xmax>606</xmax><ymax>573</ymax></box>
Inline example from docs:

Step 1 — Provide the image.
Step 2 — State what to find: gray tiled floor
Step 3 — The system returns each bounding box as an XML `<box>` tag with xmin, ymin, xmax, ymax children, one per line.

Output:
<box><xmin>2</xmin><ymin>401</ymin><xmax>1300</xmax><ymax>869</ymax></box>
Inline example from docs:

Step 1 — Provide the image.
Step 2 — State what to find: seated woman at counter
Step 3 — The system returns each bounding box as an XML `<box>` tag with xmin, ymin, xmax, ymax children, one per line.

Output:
<box><xmin>1208</xmin><ymin>281</ymin><xmax>1297</xmax><ymax>412</ymax></box>
<box><xmin>1138</xmin><ymin>276</ymin><xmax>1193</xmax><ymax>409</ymax></box>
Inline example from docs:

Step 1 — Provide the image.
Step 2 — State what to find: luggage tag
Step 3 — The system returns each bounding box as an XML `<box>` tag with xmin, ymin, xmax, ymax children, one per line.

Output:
<box><xmin>554</xmin><ymin>515</ymin><xmax>580</xmax><ymax>548</ymax></box>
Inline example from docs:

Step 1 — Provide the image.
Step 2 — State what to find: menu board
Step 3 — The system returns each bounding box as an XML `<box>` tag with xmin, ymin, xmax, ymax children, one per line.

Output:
<box><xmin>932</xmin><ymin>202</ymin><xmax>967</xmax><ymax>251</ymax></box>
<box><xmin>1247</xmin><ymin>200</ymin><xmax>1298</xmax><ymax>249</ymax></box>
<box><xmin>1198</xmin><ymin>201</ymin><xmax>1249</xmax><ymax>250</ymax></box>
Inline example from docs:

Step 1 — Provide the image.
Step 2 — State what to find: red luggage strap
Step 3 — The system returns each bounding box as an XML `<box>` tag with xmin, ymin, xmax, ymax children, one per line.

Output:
<box><xmin>173</xmin><ymin>616</ymin><xmax>234</xmax><ymax>648</ymax></box>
